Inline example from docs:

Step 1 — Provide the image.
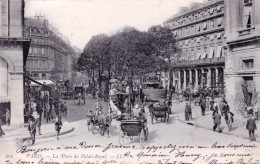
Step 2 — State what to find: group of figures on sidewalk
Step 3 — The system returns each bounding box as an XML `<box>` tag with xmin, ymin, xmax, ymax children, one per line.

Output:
<box><xmin>184</xmin><ymin>91</ymin><xmax>258</xmax><ymax>142</ymax></box>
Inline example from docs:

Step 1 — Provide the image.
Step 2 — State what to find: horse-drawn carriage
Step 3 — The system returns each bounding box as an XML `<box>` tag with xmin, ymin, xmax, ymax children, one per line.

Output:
<box><xmin>118</xmin><ymin>119</ymin><xmax>148</xmax><ymax>147</ymax></box>
<box><xmin>73</xmin><ymin>86</ymin><xmax>85</xmax><ymax>105</ymax></box>
<box><xmin>87</xmin><ymin>112</ymin><xmax>112</xmax><ymax>137</ymax></box>
<box><xmin>150</xmin><ymin>105</ymin><xmax>169</xmax><ymax>124</ymax></box>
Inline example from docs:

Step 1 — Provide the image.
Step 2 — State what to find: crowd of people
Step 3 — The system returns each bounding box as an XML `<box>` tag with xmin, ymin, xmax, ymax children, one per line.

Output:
<box><xmin>184</xmin><ymin>91</ymin><xmax>258</xmax><ymax>142</ymax></box>
<box><xmin>24</xmin><ymin>86</ymin><xmax>68</xmax><ymax>144</ymax></box>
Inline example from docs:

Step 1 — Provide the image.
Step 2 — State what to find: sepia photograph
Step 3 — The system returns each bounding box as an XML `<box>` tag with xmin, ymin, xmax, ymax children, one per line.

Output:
<box><xmin>0</xmin><ymin>0</ymin><xmax>259</xmax><ymax>163</ymax></box>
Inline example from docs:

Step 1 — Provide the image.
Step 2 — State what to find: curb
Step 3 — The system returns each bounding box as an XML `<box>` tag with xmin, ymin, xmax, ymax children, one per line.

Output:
<box><xmin>177</xmin><ymin>118</ymin><xmax>260</xmax><ymax>143</ymax></box>
<box><xmin>36</xmin><ymin>127</ymin><xmax>75</xmax><ymax>139</ymax></box>
<box><xmin>0</xmin><ymin>127</ymin><xmax>75</xmax><ymax>143</ymax></box>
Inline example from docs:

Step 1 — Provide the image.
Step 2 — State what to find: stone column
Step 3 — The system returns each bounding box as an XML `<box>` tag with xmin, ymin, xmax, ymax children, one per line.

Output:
<box><xmin>201</xmin><ymin>69</ymin><xmax>204</xmax><ymax>88</ymax></box>
<box><xmin>178</xmin><ymin>70</ymin><xmax>181</xmax><ymax>91</ymax></box>
<box><xmin>215</xmin><ymin>67</ymin><xmax>219</xmax><ymax>89</ymax></box>
<box><xmin>195</xmin><ymin>69</ymin><xmax>198</xmax><ymax>89</ymax></box>
<box><xmin>207</xmin><ymin>68</ymin><xmax>212</xmax><ymax>88</ymax></box>
<box><xmin>183</xmin><ymin>70</ymin><xmax>187</xmax><ymax>90</ymax></box>
<box><xmin>189</xmin><ymin>69</ymin><xmax>192</xmax><ymax>84</ymax></box>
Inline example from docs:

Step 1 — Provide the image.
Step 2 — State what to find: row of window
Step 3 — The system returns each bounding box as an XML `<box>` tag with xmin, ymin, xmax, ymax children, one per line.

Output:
<box><xmin>31</xmin><ymin>73</ymin><xmax>47</xmax><ymax>78</ymax></box>
<box><xmin>178</xmin><ymin>32</ymin><xmax>223</xmax><ymax>47</ymax></box>
<box><xmin>172</xmin><ymin>17</ymin><xmax>223</xmax><ymax>38</ymax></box>
<box><xmin>29</xmin><ymin>47</ymin><xmax>45</xmax><ymax>55</ymax></box>
<box><xmin>166</xmin><ymin>3</ymin><xmax>223</xmax><ymax>28</ymax></box>
<box><xmin>26</xmin><ymin>59</ymin><xmax>48</xmax><ymax>68</ymax></box>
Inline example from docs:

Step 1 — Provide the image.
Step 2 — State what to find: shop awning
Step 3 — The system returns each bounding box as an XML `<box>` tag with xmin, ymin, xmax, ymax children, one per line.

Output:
<box><xmin>30</xmin><ymin>80</ymin><xmax>55</xmax><ymax>86</ymax></box>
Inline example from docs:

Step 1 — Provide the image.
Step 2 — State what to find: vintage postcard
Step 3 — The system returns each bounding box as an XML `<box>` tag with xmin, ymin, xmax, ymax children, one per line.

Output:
<box><xmin>0</xmin><ymin>0</ymin><xmax>259</xmax><ymax>163</ymax></box>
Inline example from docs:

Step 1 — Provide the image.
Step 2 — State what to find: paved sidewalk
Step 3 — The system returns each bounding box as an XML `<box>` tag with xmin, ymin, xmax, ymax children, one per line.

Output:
<box><xmin>176</xmin><ymin>100</ymin><xmax>260</xmax><ymax>142</ymax></box>
<box><xmin>0</xmin><ymin>119</ymin><xmax>74</xmax><ymax>143</ymax></box>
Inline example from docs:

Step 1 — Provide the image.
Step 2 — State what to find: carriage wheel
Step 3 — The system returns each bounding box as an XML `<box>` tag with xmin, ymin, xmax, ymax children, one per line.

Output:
<box><xmin>119</xmin><ymin>130</ymin><xmax>125</xmax><ymax>145</ymax></box>
<box><xmin>140</xmin><ymin>130</ymin><xmax>145</xmax><ymax>148</ymax></box>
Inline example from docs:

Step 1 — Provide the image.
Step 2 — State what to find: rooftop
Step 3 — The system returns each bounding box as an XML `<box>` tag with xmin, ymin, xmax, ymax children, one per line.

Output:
<box><xmin>165</xmin><ymin>0</ymin><xmax>223</xmax><ymax>23</ymax></box>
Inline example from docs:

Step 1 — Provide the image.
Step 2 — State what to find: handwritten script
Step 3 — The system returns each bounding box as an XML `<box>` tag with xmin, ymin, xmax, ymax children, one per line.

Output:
<box><xmin>2</xmin><ymin>142</ymin><xmax>260</xmax><ymax>164</ymax></box>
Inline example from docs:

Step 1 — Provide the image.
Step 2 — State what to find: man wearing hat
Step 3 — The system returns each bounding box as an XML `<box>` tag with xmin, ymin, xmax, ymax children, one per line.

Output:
<box><xmin>28</xmin><ymin>117</ymin><xmax>37</xmax><ymax>145</ymax></box>
<box><xmin>246</xmin><ymin>113</ymin><xmax>257</xmax><ymax>141</ymax></box>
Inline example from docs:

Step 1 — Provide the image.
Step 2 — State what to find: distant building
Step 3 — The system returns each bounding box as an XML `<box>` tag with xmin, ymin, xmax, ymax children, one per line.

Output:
<box><xmin>0</xmin><ymin>0</ymin><xmax>30</xmax><ymax>127</ymax></box>
<box><xmin>24</xmin><ymin>16</ymin><xmax>77</xmax><ymax>82</ymax></box>
<box><xmin>163</xmin><ymin>0</ymin><xmax>225</xmax><ymax>92</ymax></box>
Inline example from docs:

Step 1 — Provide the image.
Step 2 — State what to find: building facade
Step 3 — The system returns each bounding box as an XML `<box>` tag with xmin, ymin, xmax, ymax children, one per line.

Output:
<box><xmin>24</xmin><ymin>16</ymin><xmax>76</xmax><ymax>82</ymax></box>
<box><xmin>0</xmin><ymin>0</ymin><xmax>30</xmax><ymax>127</ymax></box>
<box><xmin>225</xmin><ymin>0</ymin><xmax>260</xmax><ymax>112</ymax></box>
<box><xmin>163</xmin><ymin>0</ymin><xmax>225</xmax><ymax>92</ymax></box>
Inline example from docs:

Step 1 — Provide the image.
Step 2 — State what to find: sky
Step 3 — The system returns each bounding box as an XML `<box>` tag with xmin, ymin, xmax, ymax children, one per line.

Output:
<box><xmin>25</xmin><ymin>0</ymin><xmax>204</xmax><ymax>50</ymax></box>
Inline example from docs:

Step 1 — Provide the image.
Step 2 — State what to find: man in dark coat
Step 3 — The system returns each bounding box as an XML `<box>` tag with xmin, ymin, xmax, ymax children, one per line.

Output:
<box><xmin>36</xmin><ymin>102</ymin><xmax>43</xmax><ymax>135</ymax></box>
<box><xmin>246</xmin><ymin>114</ymin><xmax>257</xmax><ymax>141</ymax></box>
<box><xmin>213</xmin><ymin>110</ymin><xmax>221</xmax><ymax>132</ymax></box>
<box><xmin>185</xmin><ymin>102</ymin><xmax>191</xmax><ymax>121</ymax></box>
<box><xmin>28</xmin><ymin>118</ymin><xmax>37</xmax><ymax>145</ymax></box>
<box><xmin>200</xmin><ymin>96</ymin><xmax>206</xmax><ymax>116</ymax></box>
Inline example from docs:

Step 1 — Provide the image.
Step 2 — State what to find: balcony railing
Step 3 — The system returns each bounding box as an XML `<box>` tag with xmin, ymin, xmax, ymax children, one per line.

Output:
<box><xmin>174</xmin><ymin>57</ymin><xmax>225</xmax><ymax>67</ymax></box>
<box><xmin>0</xmin><ymin>25</ymin><xmax>31</xmax><ymax>40</ymax></box>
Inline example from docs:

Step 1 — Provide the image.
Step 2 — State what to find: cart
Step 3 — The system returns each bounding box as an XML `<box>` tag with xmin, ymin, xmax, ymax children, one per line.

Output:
<box><xmin>88</xmin><ymin>114</ymin><xmax>112</xmax><ymax>137</ymax></box>
<box><xmin>73</xmin><ymin>86</ymin><xmax>85</xmax><ymax>105</ymax></box>
<box><xmin>150</xmin><ymin>106</ymin><xmax>169</xmax><ymax>124</ymax></box>
<box><xmin>118</xmin><ymin>120</ymin><xmax>148</xmax><ymax>147</ymax></box>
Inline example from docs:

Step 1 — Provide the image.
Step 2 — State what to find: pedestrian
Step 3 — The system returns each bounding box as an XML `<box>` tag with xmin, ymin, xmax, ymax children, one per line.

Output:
<box><xmin>55</xmin><ymin>117</ymin><xmax>63</xmax><ymax>140</ymax></box>
<box><xmin>200</xmin><ymin>96</ymin><xmax>206</xmax><ymax>116</ymax></box>
<box><xmin>185</xmin><ymin>102</ymin><xmax>190</xmax><ymax>121</ymax></box>
<box><xmin>0</xmin><ymin>119</ymin><xmax>5</xmax><ymax>137</ymax></box>
<box><xmin>28</xmin><ymin>117</ymin><xmax>37</xmax><ymax>145</ymax></box>
<box><xmin>36</xmin><ymin>101</ymin><xmax>43</xmax><ymax>135</ymax></box>
<box><xmin>212</xmin><ymin>102</ymin><xmax>219</xmax><ymax>116</ymax></box>
<box><xmin>226</xmin><ymin>111</ymin><xmax>234</xmax><ymax>132</ymax></box>
<box><xmin>5</xmin><ymin>108</ymin><xmax>11</xmax><ymax>126</ymax></box>
<box><xmin>213</xmin><ymin>110</ymin><xmax>221</xmax><ymax>132</ymax></box>
<box><xmin>167</xmin><ymin>100</ymin><xmax>172</xmax><ymax>114</ymax></box>
<box><xmin>223</xmin><ymin>102</ymin><xmax>230</xmax><ymax>124</ymax></box>
<box><xmin>45</xmin><ymin>104</ymin><xmax>50</xmax><ymax>123</ymax></box>
<box><xmin>246</xmin><ymin>114</ymin><xmax>257</xmax><ymax>142</ymax></box>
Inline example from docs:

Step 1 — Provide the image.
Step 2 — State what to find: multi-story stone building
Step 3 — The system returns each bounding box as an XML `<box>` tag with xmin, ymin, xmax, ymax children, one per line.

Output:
<box><xmin>0</xmin><ymin>0</ymin><xmax>30</xmax><ymax>127</ymax></box>
<box><xmin>164</xmin><ymin>0</ymin><xmax>260</xmax><ymax>112</ymax></box>
<box><xmin>163</xmin><ymin>0</ymin><xmax>225</xmax><ymax>92</ymax></box>
<box><xmin>225</xmin><ymin>0</ymin><xmax>260</xmax><ymax>112</ymax></box>
<box><xmin>24</xmin><ymin>16</ymin><xmax>76</xmax><ymax>82</ymax></box>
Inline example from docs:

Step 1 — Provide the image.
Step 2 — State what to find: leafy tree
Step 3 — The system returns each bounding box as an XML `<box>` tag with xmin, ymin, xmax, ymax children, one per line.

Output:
<box><xmin>148</xmin><ymin>25</ymin><xmax>181</xmax><ymax>98</ymax></box>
